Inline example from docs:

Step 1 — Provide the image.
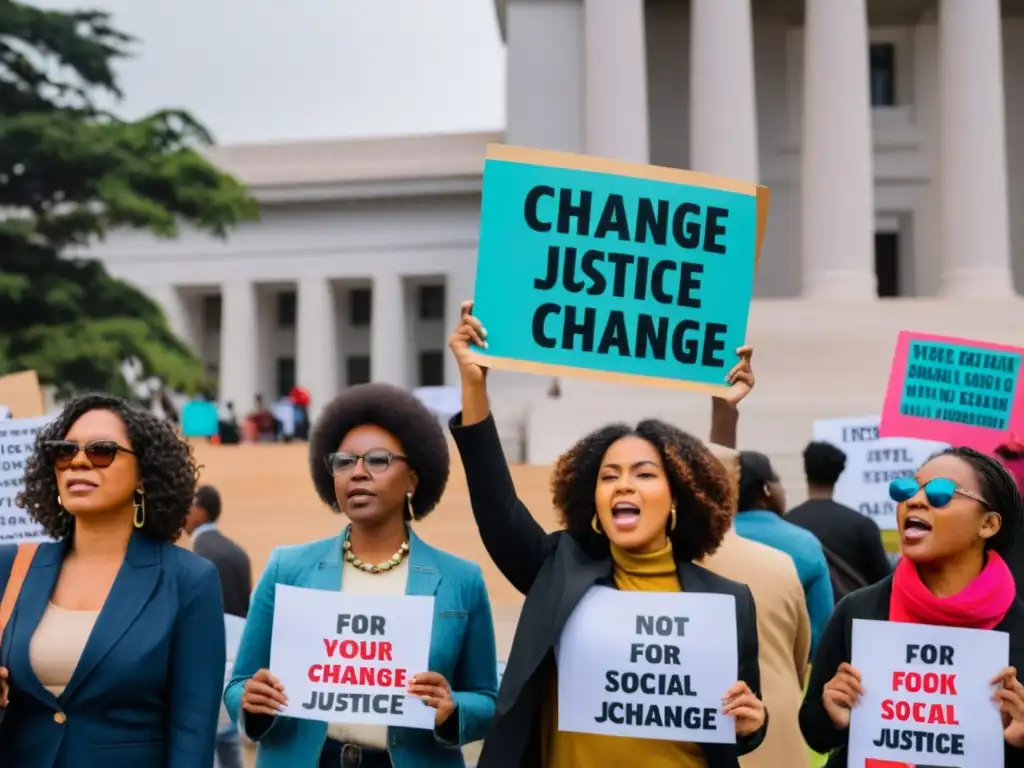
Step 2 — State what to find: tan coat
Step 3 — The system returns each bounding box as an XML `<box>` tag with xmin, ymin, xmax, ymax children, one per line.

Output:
<box><xmin>703</xmin><ymin>444</ymin><xmax>812</xmax><ymax>768</ymax></box>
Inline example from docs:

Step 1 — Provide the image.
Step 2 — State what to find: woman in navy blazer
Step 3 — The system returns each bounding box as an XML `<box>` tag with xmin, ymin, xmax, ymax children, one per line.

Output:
<box><xmin>0</xmin><ymin>394</ymin><xmax>226</xmax><ymax>768</ymax></box>
<box><xmin>225</xmin><ymin>383</ymin><xmax>498</xmax><ymax>768</ymax></box>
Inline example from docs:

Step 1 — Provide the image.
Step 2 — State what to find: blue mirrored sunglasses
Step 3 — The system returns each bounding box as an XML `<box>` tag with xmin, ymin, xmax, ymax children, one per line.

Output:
<box><xmin>888</xmin><ymin>476</ymin><xmax>988</xmax><ymax>508</ymax></box>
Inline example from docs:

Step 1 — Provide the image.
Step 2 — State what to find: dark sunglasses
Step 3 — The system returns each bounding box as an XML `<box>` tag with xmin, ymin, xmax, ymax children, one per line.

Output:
<box><xmin>45</xmin><ymin>440</ymin><xmax>136</xmax><ymax>470</ymax></box>
<box><xmin>325</xmin><ymin>449</ymin><xmax>407</xmax><ymax>476</ymax></box>
<box><xmin>889</xmin><ymin>476</ymin><xmax>988</xmax><ymax>508</ymax></box>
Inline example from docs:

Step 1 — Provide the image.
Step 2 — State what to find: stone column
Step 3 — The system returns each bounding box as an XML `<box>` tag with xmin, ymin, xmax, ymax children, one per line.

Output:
<box><xmin>583</xmin><ymin>0</ymin><xmax>649</xmax><ymax>163</ymax></box>
<box><xmin>296</xmin><ymin>277</ymin><xmax>338</xmax><ymax>421</ymax></box>
<box><xmin>148</xmin><ymin>283</ymin><xmax>196</xmax><ymax>349</ymax></box>
<box><xmin>690</xmin><ymin>0</ymin><xmax>759</xmax><ymax>181</ymax></box>
<box><xmin>938</xmin><ymin>0</ymin><xmax>1014</xmax><ymax>298</ymax></box>
<box><xmin>444</xmin><ymin>266</ymin><xmax>477</xmax><ymax>387</ymax></box>
<box><xmin>218</xmin><ymin>281</ymin><xmax>259</xmax><ymax>411</ymax></box>
<box><xmin>800</xmin><ymin>0</ymin><xmax>877</xmax><ymax>299</ymax></box>
<box><xmin>370</xmin><ymin>273</ymin><xmax>408</xmax><ymax>387</ymax></box>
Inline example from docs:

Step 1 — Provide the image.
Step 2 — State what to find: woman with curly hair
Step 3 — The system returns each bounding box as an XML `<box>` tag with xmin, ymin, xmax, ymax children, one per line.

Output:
<box><xmin>225</xmin><ymin>383</ymin><xmax>498</xmax><ymax>768</ymax></box>
<box><xmin>0</xmin><ymin>393</ymin><xmax>226</xmax><ymax>767</ymax></box>
<box><xmin>447</xmin><ymin>302</ymin><xmax>766</xmax><ymax>768</ymax></box>
<box><xmin>801</xmin><ymin>447</ymin><xmax>1024</xmax><ymax>767</ymax></box>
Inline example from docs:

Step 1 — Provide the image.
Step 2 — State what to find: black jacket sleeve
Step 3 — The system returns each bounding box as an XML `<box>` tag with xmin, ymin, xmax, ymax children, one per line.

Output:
<box><xmin>799</xmin><ymin>595</ymin><xmax>852</xmax><ymax>754</ymax></box>
<box><xmin>449</xmin><ymin>412</ymin><xmax>553</xmax><ymax>595</ymax></box>
<box><xmin>736</xmin><ymin>587</ymin><xmax>768</xmax><ymax>755</ymax></box>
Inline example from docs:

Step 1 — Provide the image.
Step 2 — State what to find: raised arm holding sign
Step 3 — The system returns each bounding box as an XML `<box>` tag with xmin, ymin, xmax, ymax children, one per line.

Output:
<box><xmin>448</xmin><ymin>303</ymin><xmax>767</xmax><ymax>767</ymax></box>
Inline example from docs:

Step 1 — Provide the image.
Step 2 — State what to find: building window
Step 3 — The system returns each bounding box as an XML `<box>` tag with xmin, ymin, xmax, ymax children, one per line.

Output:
<box><xmin>418</xmin><ymin>284</ymin><xmax>446</xmax><ymax>321</ymax></box>
<box><xmin>875</xmin><ymin>232</ymin><xmax>900</xmax><ymax>297</ymax></box>
<box><xmin>347</xmin><ymin>355</ymin><xmax>371</xmax><ymax>385</ymax></box>
<box><xmin>202</xmin><ymin>294</ymin><xmax>222</xmax><ymax>332</ymax></box>
<box><xmin>276</xmin><ymin>356</ymin><xmax>296</xmax><ymax>398</ymax></box>
<box><xmin>869</xmin><ymin>43</ymin><xmax>896</xmax><ymax>107</ymax></box>
<box><xmin>350</xmin><ymin>288</ymin><xmax>371</xmax><ymax>326</ymax></box>
<box><xmin>277</xmin><ymin>290</ymin><xmax>296</xmax><ymax>328</ymax></box>
<box><xmin>418</xmin><ymin>351</ymin><xmax>444</xmax><ymax>387</ymax></box>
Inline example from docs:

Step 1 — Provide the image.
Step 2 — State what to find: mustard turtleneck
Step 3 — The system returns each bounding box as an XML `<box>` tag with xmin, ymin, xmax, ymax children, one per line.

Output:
<box><xmin>541</xmin><ymin>540</ymin><xmax>709</xmax><ymax>768</ymax></box>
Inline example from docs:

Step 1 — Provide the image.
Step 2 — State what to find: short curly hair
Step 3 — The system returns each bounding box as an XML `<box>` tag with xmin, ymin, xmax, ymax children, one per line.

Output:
<box><xmin>308</xmin><ymin>383</ymin><xmax>450</xmax><ymax>519</ymax></box>
<box><xmin>551</xmin><ymin>419</ymin><xmax>733</xmax><ymax>561</ymax></box>
<box><xmin>17</xmin><ymin>393</ymin><xmax>199</xmax><ymax>542</ymax></box>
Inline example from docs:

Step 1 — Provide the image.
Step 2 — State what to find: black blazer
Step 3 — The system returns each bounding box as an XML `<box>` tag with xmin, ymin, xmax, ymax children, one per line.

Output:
<box><xmin>193</xmin><ymin>527</ymin><xmax>252</xmax><ymax>618</ymax></box>
<box><xmin>450</xmin><ymin>413</ymin><xmax>767</xmax><ymax>768</ymax></box>
<box><xmin>801</xmin><ymin>575</ymin><xmax>1024</xmax><ymax>766</ymax></box>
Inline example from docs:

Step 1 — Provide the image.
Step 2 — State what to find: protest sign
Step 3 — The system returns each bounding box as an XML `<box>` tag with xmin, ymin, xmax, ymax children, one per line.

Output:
<box><xmin>880</xmin><ymin>332</ymin><xmax>1023</xmax><ymax>453</ymax></box>
<box><xmin>470</xmin><ymin>144</ymin><xmax>770</xmax><ymax>394</ymax></box>
<box><xmin>181</xmin><ymin>400</ymin><xmax>218</xmax><ymax>438</ymax></box>
<box><xmin>812</xmin><ymin>415</ymin><xmax>948</xmax><ymax>531</ymax></box>
<box><xmin>848</xmin><ymin>619</ymin><xmax>1007</xmax><ymax>767</ymax></box>
<box><xmin>269</xmin><ymin>585</ymin><xmax>436</xmax><ymax>729</ymax></box>
<box><xmin>0</xmin><ymin>371</ymin><xmax>46</xmax><ymax>418</ymax></box>
<box><xmin>556</xmin><ymin>587</ymin><xmax>738</xmax><ymax>743</ymax></box>
<box><xmin>0</xmin><ymin>415</ymin><xmax>53</xmax><ymax>544</ymax></box>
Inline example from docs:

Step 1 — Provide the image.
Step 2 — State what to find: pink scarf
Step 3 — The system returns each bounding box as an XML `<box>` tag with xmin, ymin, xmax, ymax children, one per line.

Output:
<box><xmin>889</xmin><ymin>551</ymin><xmax>1016</xmax><ymax>630</ymax></box>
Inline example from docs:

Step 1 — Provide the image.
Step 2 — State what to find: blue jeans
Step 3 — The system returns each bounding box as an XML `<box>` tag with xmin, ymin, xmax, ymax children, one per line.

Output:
<box><xmin>215</xmin><ymin>729</ymin><xmax>245</xmax><ymax>768</ymax></box>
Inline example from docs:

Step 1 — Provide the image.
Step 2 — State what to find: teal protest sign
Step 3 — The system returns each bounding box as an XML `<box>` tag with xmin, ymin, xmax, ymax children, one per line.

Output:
<box><xmin>469</xmin><ymin>145</ymin><xmax>769</xmax><ymax>393</ymax></box>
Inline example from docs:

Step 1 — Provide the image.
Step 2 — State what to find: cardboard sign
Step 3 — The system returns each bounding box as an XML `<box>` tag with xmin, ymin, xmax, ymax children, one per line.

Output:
<box><xmin>880</xmin><ymin>332</ymin><xmax>1023</xmax><ymax>451</ymax></box>
<box><xmin>470</xmin><ymin>144</ymin><xmax>770</xmax><ymax>394</ymax></box>
<box><xmin>269</xmin><ymin>585</ymin><xmax>436</xmax><ymax>729</ymax></box>
<box><xmin>556</xmin><ymin>587</ymin><xmax>738</xmax><ymax>743</ymax></box>
<box><xmin>812</xmin><ymin>415</ymin><xmax>948</xmax><ymax>531</ymax></box>
<box><xmin>0</xmin><ymin>371</ymin><xmax>45</xmax><ymax>418</ymax></box>
<box><xmin>849</xmin><ymin>619</ymin><xmax>1007</xmax><ymax>767</ymax></box>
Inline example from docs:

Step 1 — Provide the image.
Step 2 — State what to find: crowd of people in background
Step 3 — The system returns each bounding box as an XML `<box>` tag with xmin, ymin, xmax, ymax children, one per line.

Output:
<box><xmin>1</xmin><ymin>302</ymin><xmax>1024</xmax><ymax>768</ymax></box>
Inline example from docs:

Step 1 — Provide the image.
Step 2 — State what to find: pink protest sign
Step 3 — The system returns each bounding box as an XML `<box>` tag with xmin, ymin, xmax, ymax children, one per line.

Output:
<box><xmin>880</xmin><ymin>331</ymin><xmax>1023</xmax><ymax>452</ymax></box>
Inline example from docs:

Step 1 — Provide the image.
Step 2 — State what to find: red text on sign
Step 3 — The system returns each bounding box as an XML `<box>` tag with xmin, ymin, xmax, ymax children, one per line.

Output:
<box><xmin>308</xmin><ymin>664</ymin><xmax>408</xmax><ymax>688</ymax></box>
<box><xmin>323</xmin><ymin>637</ymin><xmax>393</xmax><ymax>661</ymax></box>
<box><xmin>891</xmin><ymin>671</ymin><xmax>957</xmax><ymax>695</ymax></box>
<box><xmin>879</xmin><ymin>700</ymin><xmax>960</xmax><ymax>726</ymax></box>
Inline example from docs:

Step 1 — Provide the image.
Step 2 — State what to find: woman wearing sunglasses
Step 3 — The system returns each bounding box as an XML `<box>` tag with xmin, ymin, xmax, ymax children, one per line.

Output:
<box><xmin>225</xmin><ymin>383</ymin><xmax>498</xmax><ymax>768</ymax></box>
<box><xmin>800</xmin><ymin>446</ymin><xmax>1024</xmax><ymax>766</ymax></box>
<box><xmin>0</xmin><ymin>393</ymin><xmax>226</xmax><ymax>767</ymax></box>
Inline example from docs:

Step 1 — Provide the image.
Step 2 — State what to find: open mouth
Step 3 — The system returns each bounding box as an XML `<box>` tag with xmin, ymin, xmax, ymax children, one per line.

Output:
<box><xmin>902</xmin><ymin>516</ymin><xmax>932</xmax><ymax>539</ymax></box>
<box><xmin>610</xmin><ymin>501</ymin><xmax>641</xmax><ymax>530</ymax></box>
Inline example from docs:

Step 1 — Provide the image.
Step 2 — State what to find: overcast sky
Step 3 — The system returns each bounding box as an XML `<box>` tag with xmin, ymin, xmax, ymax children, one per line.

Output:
<box><xmin>39</xmin><ymin>0</ymin><xmax>507</xmax><ymax>145</ymax></box>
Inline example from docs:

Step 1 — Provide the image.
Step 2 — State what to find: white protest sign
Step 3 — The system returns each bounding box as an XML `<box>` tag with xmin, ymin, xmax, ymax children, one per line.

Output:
<box><xmin>848</xmin><ymin>619</ymin><xmax>1007</xmax><ymax>767</ymax></box>
<box><xmin>556</xmin><ymin>587</ymin><xmax>738</xmax><ymax>743</ymax></box>
<box><xmin>0</xmin><ymin>415</ymin><xmax>53</xmax><ymax>544</ymax></box>
<box><xmin>270</xmin><ymin>585</ymin><xmax>436</xmax><ymax>729</ymax></box>
<box><xmin>812</xmin><ymin>415</ymin><xmax>948</xmax><ymax>531</ymax></box>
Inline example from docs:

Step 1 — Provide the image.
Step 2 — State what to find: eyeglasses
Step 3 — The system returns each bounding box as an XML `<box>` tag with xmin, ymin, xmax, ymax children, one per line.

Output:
<box><xmin>889</xmin><ymin>476</ymin><xmax>988</xmax><ymax>509</ymax></box>
<box><xmin>45</xmin><ymin>440</ymin><xmax>136</xmax><ymax>470</ymax></box>
<box><xmin>325</xmin><ymin>450</ymin><xmax>407</xmax><ymax>476</ymax></box>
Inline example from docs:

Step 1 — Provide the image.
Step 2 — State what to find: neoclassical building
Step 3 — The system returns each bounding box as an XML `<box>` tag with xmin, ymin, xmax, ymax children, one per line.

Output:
<box><xmin>94</xmin><ymin>0</ymin><xmax>1022</xmax><ymax>490</ymax></box>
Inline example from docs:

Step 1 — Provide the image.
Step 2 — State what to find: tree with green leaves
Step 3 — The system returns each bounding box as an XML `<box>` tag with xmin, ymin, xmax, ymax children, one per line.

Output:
<box><xmin>0</xmin><ymin>1</ymin><xmax>258</xmax><ymax>398</ymax></box>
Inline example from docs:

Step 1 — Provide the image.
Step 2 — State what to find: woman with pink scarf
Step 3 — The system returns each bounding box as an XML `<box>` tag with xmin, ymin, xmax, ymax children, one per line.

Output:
<box><xmin>799</xmin><ymin>446</ymin><xmax>1024</xmax><ymax>766</ymax></box>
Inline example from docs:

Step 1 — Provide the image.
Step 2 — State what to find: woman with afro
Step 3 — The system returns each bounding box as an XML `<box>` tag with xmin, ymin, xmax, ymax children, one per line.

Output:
<box><xmin>0</xmin><ymin>393</ymin><xmax>226</xmax><ymax>767</ymax></box>
<box><xmin>225</xmin><ymin>383</ymin><xmax>498</xmax><ymax>768</ymax></box>
<box><xmin>447</xmin><ymin>302</ymin><xmax>767</xmax><ymax>768</ymax></box>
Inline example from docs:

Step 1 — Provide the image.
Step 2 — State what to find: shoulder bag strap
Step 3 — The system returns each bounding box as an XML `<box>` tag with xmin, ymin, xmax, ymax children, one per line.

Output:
<box><xmin>0</xmin><ymin>543</ymin><xmax>40</xmax><ymax>646</ymax></box>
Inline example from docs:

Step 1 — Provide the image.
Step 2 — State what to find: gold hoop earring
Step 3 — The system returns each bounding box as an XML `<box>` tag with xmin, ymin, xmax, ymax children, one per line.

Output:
<box><xmin>133</xmin><ymin>492</ymin><xmax>146</xmax><ymax>529</ymax></box>
<box><xmin>669</xmin><ymin>505</ymin><xmax>677</xmax><ymax>532</ymax></box>
<box><xmin>406</xmin><ymin>491</ymin><xmax>414</xmax><ymax>521</ymax></box>
<box><xmin>591</xmin><ymin>514</ymin><xmax>603</xmax><ymax>535</ymax></box>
